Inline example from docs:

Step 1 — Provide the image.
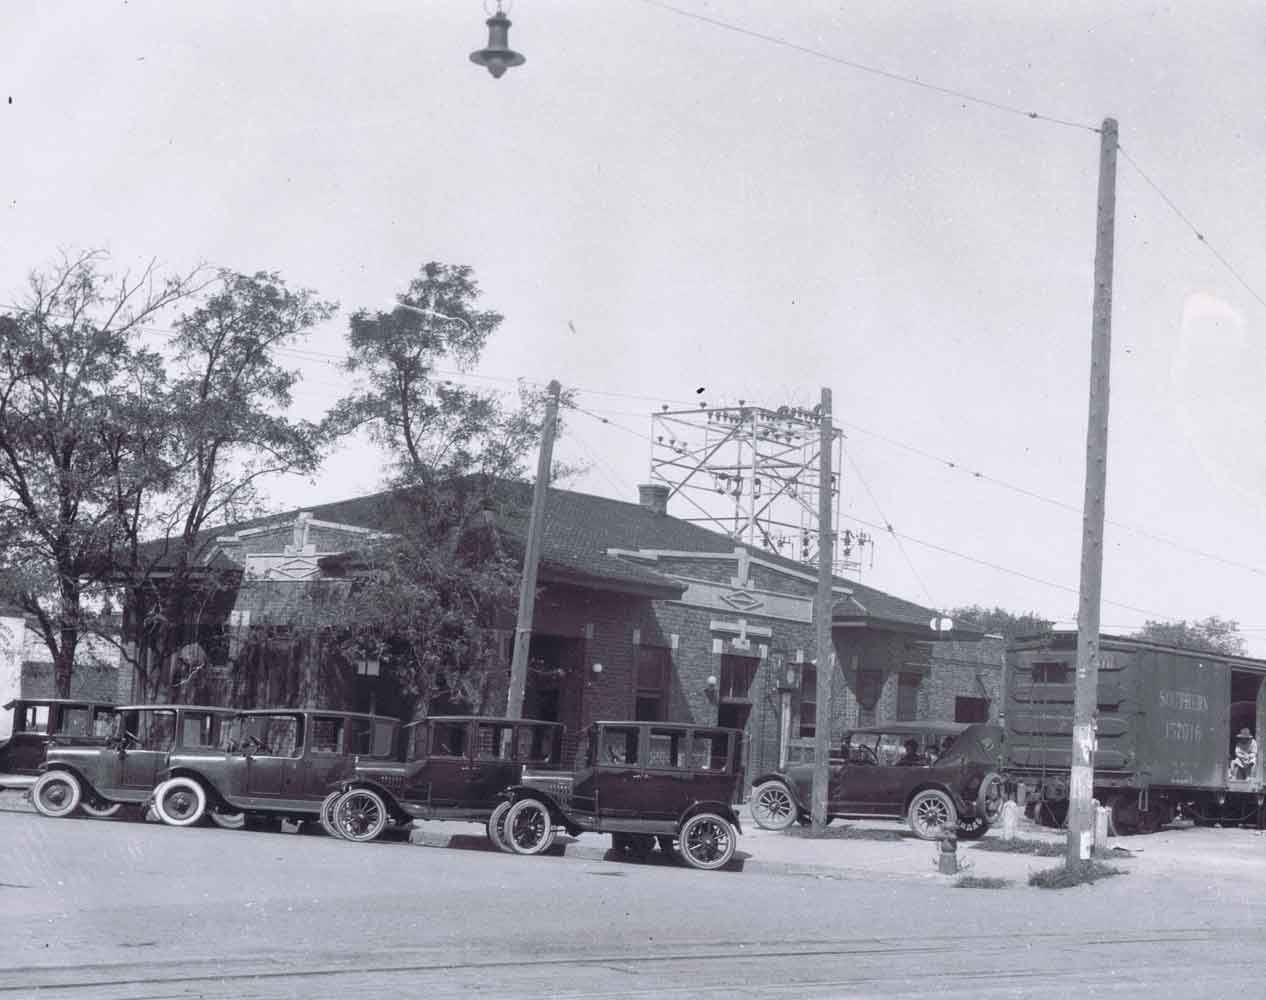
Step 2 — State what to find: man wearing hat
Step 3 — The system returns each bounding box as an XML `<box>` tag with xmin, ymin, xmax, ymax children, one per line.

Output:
<box><xmin>1231</xmin><ymin>728</ymin><xmax>1258</xmax><ymax>780</ymax></box>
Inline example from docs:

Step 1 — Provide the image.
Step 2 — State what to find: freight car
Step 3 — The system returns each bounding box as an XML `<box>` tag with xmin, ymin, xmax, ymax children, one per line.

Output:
<box><xmin>1004</xmin><ymin>632</ymin><xmax>1266</xmax><ymax>833</ymax></box>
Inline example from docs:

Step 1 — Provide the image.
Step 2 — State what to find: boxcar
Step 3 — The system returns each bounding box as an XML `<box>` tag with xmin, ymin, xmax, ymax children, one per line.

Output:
<box><xmin>1004</xmin><ymin>632</ymin><xmax>1266</xmax><ymax>832</ymax></box>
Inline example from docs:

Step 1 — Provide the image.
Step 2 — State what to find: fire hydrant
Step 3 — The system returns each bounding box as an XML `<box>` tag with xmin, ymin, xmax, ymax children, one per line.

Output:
<box><xmin>936</xmin><ymin>823</ymin><xmax>959</xmax><ymax>875</ymax></box>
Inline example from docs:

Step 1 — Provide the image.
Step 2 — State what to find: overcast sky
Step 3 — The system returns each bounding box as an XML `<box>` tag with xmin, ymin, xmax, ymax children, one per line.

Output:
<box><xmin>5</xmin><ymin>1</ymin><xmax>1265</xmax><ymax>653</ymax></box>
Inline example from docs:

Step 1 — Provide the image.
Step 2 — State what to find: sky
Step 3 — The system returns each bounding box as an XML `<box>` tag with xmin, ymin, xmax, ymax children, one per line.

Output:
<box><xmin>4</xmin><ymin>1</ymin><xmax>1265</xmax><ymax>653</ymax></box>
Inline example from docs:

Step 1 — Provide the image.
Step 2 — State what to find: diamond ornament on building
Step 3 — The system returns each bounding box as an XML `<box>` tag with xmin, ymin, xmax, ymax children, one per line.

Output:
<box><xmin>718</xmin><ymin>590</ymin><xmax>764</xmax><ymax>612</ymax></box>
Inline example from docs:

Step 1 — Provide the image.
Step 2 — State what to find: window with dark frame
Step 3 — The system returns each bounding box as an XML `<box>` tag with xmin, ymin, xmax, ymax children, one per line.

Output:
<box><xmin>797</xmin><ymin>665</ymin><xmax>818</xmax><ymax>739</ymax></box>
<box><xmin>635</xmin><ymin>645</ymin><xmax>673</xmax><ymax>722</ymax></box>
<box><xmin>954</xmin><ymin>696</ymin><xmax>990</xmax><ymax>723</ymax></box>
<box><xmin>719</xmin><ymin>654</ymin><xmax>758</xmax><ymax>701</ymax></box>
<box><xmin>897</xmin><ymin>673</ymin><xmax>920</xmax><ymax>722</ymax></box>
<box><xmin>1032</xmin><ymin>660</ymin><xmax>1073</xmax><ymax>684</ymax></box>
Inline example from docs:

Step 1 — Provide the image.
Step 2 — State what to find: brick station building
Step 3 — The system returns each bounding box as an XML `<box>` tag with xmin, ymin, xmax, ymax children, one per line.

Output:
<box><xmin>115</xmin><ymin>482</ymin><xmax>1001</xmax><ymax>780</ymax></box>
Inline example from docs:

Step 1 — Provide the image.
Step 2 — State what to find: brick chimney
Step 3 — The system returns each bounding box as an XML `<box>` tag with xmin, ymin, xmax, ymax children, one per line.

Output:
<box><xmin>637</xmin><ymin>483</ymin><xmax>670</xmax><ymax>516</ymax></box>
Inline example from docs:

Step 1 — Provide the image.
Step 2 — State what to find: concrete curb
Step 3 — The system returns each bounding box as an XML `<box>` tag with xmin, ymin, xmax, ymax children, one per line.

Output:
<box><xmin>404</xmin><ymin>827</ymin><xmax>943</xmax><ymax>881</ymax></box>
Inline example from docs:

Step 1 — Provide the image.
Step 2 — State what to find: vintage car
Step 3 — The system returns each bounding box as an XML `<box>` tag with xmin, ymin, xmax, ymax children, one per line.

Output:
<box><xmin>749</xmin><ymin>722</ymin><xmax>1005</xmax><ymax>840</ymax></box>
<box><xmin>30</xmin><ymin>704</ymin><xmax>236</xmax><ymax>821</ymax></box>
<box><xmin>322</xmin><ymin>715</ymin><xmax>565</xmax><ymax>843</ymax></box>
<box><xmin>0</xmin><ymin>698</ymin><xmax>116</xmax><ymax>791</ymax></box>
<box><xmin>150</xmin><ymin>707</ymin><xmax>400</xmax><ymax>830</ymax></box>
<box><xmin>498</xmin><ymin>721</ymin><xmax>746</xmax><ymax>871</ymax></box>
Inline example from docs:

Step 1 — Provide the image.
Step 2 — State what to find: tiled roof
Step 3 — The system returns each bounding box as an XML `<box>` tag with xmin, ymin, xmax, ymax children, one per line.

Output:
<box><xmin>143</xmin><ymin>482</ymin><xmax>954</xmax><ymax>632</ymax></box>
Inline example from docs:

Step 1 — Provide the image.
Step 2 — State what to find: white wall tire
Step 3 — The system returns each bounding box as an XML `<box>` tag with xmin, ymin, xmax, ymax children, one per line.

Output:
<box><xmin>334</xmin><ymin>788</ymin><xmax>389</xmax><ymax>843</ymax></box>
<box><xmin>208</xmin><ymin>810</ymin><xmax>246</xmax><ymax>830</ymax></box>
<box><xmin>79</xmin><ymin>797</ymin><xmax>123</xmax><ymax>819</ymax></box>
<box><xmin>677</xmin><ymin>813</ymin><xmax>737</xmax><ymax>871</ymax></box>
<box><xmin>32</xmin><ymin>771</ymin><xmax>82</xmax><ymax>819</ymax></box>
<box><xmin>751</xmin><ymin>782</ymin><xmax>798</xmax><ymax>830</ymax></box>
<box><xmin>319</xmin><ymin>790</ymin><xmax>346</xmax><ymax>839</ymax></box>
<box><xmin>486</xmin><ymin>800</ymin><xmax>513</xmax><ymax>852</ymax></box>
<box><xmin>154</xmin><ymin>777</ymin><xmax>208</xmax><ymax>827</ymax></box>
<box><xmin>504</xmin><ymin>798</ymin><xmax>554</xmax><ymax>855</ymax></box>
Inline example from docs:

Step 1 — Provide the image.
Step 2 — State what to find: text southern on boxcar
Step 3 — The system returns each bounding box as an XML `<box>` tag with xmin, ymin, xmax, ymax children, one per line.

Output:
<box><xmin>1004</xmin><ymin>632</ymin><xmax>1266</xmax><ymax>832</ymax></box>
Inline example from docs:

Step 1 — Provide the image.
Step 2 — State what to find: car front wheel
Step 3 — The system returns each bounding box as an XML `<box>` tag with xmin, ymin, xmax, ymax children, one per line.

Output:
<box><xmin>154</xmin><ymin>777</ymin><xmax>208</xmax><ymax>827</ymax></box>
<box><xmin>908</xmin><ymin>789</ymin><xmax>957</xmax><ymax>840</ymax></box>
<box><xmin>319</xmin><ymin>790</ymin><xmax>346</xmax><ymax>839</ymax></box>
<box><xmin>31</xmin><ymin>771</ymin><xmax>82</xmax><ymax>819</ymax></box>
<box><xmin>678</xmin><ymin>812</ymin><xmax>737</xmax><ymax>870</ymax></box>
<box><xmin>750</xmin><ymin>781</ymin><xmax>799</xmax><ymax>831</ymax></box>
<box><xmin>335</xmin><ymin>789</ymin><xmax>390</xmax><ymax>843</ymax></box>
<box><xmin>504</xmin><ymin>798</ymin><xmax>554</xmax><ymax>855</ymax></box>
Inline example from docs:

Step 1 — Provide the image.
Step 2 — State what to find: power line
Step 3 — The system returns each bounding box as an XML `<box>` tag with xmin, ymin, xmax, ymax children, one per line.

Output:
<box><xmin>1119</xmin><ymin>144</ymin><xmax>1266</xmax><ymax>314</ymax></box>
<box><xmin>635</xmin><ymin>0</ymin><xmax>1102</xmax><ymax>134</ymax></box>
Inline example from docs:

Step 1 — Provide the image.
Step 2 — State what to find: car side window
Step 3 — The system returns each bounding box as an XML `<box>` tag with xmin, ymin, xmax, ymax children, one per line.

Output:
<box><xmin>599</xmin><ymin>727</ymin><xmax>639</xmax><ymax>766</ymax></box>
<box><xmin>476</xmin><ymin>723</ymin><xmax>515</xmax><ymax>760</ymax></box>
<box><xmin>139</xmin><ymin>711</ymin><xmax>177</xmax><ymax>752</ymax></box>
<box><xmin>691</xmin><ymin>732</ymin><xmax>728</xmax><ymax>771</ymax></box>
<box><xmin>92</xmin><ymin>708</ymin><xmax>114</xmax><ymax>737</ymax></box>
<box><xmin>242</xmin><ymin>715</ymin><xmax>301</xmax><ymax>757</ymax></box>
<box><xmin>408</xmin><ymin>724</ymin><xmax>429</xmax><ymax>761</ymax></box>
<box><xmin>311</xmin><ymin>717</ymin><xmax>345</xmax><ymax>755</ymax></box>
<box><xmin>876</xmin><ymin>734</ymin><xmax>904</xmax><ymax>766</ymax></box>
<box><xmin>22</xmin><ymin>705</ymin><xmax>50</xmax><ymax>734</ymax></box>
<box><xmin>516</xmin><ymin>725</ymin><xmax>557</xmax><ymax>764</ymax></box>
<box><xmin>372</xmin><ymin>720</ymin><xmax>398</xmax><ymax>759</ymax></box>
<box><xmin>59</xmin><ymin>707</ymin><xmax>91</xmax><ymax>736</ymax></box>
<box><xmin>431</xmin><ymin>722</ymin><xmax>468</xmax><ymax>759</ymax></box>
<box><xmin>647</xmin><ymin>728</ymin><xmax>685</xmax><ymax>769</ymax></box>
<box><xmin>181</xmin><ymin>712</ymin><xmax>225</xmax><ymax>749</ymax></box>
<box><xmin>846</xmin><ymin>734</ymin><xmax>880</xmax><ymax>764</ymax></box>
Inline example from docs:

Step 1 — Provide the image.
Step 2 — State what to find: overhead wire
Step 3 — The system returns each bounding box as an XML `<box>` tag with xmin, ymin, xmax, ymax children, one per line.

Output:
<box><xmin>635</xmin><ymin>0</ymin><xmax>1103</xmax><ymax>134</ymax></box>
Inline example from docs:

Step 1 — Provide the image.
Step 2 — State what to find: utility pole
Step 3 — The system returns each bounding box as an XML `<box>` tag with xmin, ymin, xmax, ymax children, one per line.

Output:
<box><xmin>506</xmin><ymin>379</ymin><xmax>561</xmax><ymax>720</ymax></box>
<box><xmin>811</xmin><ymin>387</ymin><xmax>835</xmax><ymax>828</ymax></box>
<box><xmin>1067</xmin><ymin>118</ymin><xmax>1118</xmax><ymax>865</ymax></box>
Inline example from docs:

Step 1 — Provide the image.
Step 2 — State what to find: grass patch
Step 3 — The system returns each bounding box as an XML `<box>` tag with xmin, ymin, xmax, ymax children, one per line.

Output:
<box><xmin>781</xmin><ymin>824</ymin><xmax>909</xmax><ymax>842</ymax></box>
<box><xmin>971</xmin><ymin>837</ymin><xmax>1064</xmax><ymax>857</ymax></box>
<box><xmin>955</xmin><ymin>875</ymin><xmax>1011</xmax><ymax>890</ymax></box>
<box><xmin>1028</xmin><ymin>860</ymin><xmax>1125</xmax><ymax>889</ymax></box>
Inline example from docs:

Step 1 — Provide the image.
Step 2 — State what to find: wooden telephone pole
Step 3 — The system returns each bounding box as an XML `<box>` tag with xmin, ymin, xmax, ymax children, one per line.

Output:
<box><xmin>1067</xmin><ymin>118</ymin><xmax>1118</xmax><ymax>865</ymax></box>
<box><xmin>506</xmin><ymin>379</ymin><xmax>561</xmax><ymax>720</ymax></box>
<box><xmin>811</xmin><ymin>387</ymin><xmax>834</xmax><ymax>828</ymax></box>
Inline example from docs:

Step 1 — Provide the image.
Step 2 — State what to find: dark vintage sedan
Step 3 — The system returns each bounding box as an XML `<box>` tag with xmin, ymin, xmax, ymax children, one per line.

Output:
<box><xmin>150</xmin><ymin>708</ymin><xmax>400</xmax><ymax>830</ymax></box>
<box><xmin>31</xmin><ymin>704</ymin><xmax>235</xmax><ymax>820</ymax></box>
<box><xmin>323</xmin><ymin>715</ymin><xmax>565</xmax><ymax>844</ymax></box>
<box><xmin>499</xmin><ymin>721</ymin><xmax>746</xmax><ymax>871</ymax></box>
<box><xmin>0</xmin><ymin>698</ymin><xmax>115</xmax><ymax>791</ymax></box>
<box><xmin>749</xmin><ymin>722</ymin><xmax>1005</xmax><ymax>840</ymax></box>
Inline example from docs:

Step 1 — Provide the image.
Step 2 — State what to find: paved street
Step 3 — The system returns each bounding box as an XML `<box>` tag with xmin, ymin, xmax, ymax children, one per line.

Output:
<box><xmin>4</xmin><ymin>802</ymin><xmax>1266</xmax><ymax>998</ymax></box>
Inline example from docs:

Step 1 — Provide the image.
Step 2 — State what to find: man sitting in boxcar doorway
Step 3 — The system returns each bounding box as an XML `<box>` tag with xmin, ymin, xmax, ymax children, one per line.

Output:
<box><xmin>1230</xmin><ymin>728</ymin><xmax>1258</xmax><ymax>780</ymax></box>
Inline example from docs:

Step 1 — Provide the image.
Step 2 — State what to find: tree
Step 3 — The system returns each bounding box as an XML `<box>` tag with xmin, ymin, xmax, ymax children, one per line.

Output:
<box><xmin>949</xmin><ymin>605</ymin><xmax>1054</xmax><ymax>642</ymax></box>
<box><xmin>319</xmin><ymin>262</ymin><xmax>568</xmax><ymax>715</ymax></box>
<box><xmin>1131</xmin><ymin>617</ymin><xmax>1246</xmax><ymax>656</ymax></box>
<box><xmin>0</xmin><ymin>251</ymin><xmax>204</xmax><ymax>696</ymax></box>
<box><xmin>121</xmin><ymin>270</ymin><xmax>337</xmax><ymax>701</ymax></box>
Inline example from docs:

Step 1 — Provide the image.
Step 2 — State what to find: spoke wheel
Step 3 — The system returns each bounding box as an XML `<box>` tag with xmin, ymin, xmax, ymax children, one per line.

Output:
<box><xmin>154</xmin><ymin>777</ymin><xmax>207</xmax><ymax>827</ymax></box>
<box><xmin>32</xmin><ymin>771</ymin><xmax>82</xmax><ymax>819</ymax></box>
<box><xmin>486</xmin><ymin>800</ymin><xmax>513</xmax><ymax>852</ymax></box>
<box><xmin>319</xmin><ymin>790</ymin><xmax>346</xmax><ymax>839</ymax></box>
<box><xmin>80</xmin><ymin>797</ymin><xmax>122</xmax><ymax>819</ymax></box>
<box><xmin>908</xmin><ymin>789</ymin><xmax>956</xmax><ymax>840</ymax></box>
<box><xmin>751</xmin><ymin>781</ymin><xmax>798</xmax><ymax>831</ymax></box>
<box><xmin>956</xmin><ymin>814</ymin><xmax>988</xmax><ymax>840</ymax></box>
<box><xmin>678</xmin><ymin>813</ymin><xmax>737</xmax><ymax>871</ymax></box>
<box><xmin>335</xmin><ymin>789</ymin><xmax>389</xmax><ymax>843</ymax></box>
<box><xmin>504</xmin><ymin>798</ymin><xmax>554</xmax><ymax>855</ymax></box>
<box><xmin>977</xmin><ymin>772</ymin><xmax>1005</xmax><ymax>825</ymax></box>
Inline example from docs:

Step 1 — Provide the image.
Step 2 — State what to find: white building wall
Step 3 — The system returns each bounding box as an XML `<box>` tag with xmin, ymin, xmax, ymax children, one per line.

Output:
<box><xmin>0</xmin><ymin>615</ymin><xmax>24</xmax><ymax>740</ymax></box>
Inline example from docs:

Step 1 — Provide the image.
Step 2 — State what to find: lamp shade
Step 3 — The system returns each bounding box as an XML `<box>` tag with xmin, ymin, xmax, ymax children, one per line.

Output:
<box><xmin>470</xmin><ymin>11</ymin><xmax>526</xmax><ymax>79</ymax></box>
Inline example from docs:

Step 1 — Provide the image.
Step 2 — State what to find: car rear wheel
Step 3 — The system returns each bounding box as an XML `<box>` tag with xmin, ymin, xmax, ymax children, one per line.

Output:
<box><xmin>486</xmin><ymin>800</ymin><xmax>513</xmax><ymax>852</ymax></box>
<box><xmin>751</xmin><ymin>781</ymin><xmax>798</xmax><ymax>831</ymax></box>
<box><xmin>955</xmin><ymin>814</ymin><xmax>988</xmax><ymax>840</ymax></box>
<box><xmin>908</xmin><ymin>789</ymin><xmax>957</xmax><ymax>840</ymax></box>
<box><xmin>977</xmin><ymin>772</ymin><xmax>1005</xmax><ymax>825</ymax></box>
<box><xmin>79</xmin><ymin>797</ymin><xmax>122</xmax><ymax>819</ymax></box>
<box><xmin>31</xmin><ymin>771</ymin><xmax>82</xmax><ymax>818</ymax></box>
<box><xmin>335</xmin><ymin>789</ymin><xmax>389</xmax><ymax>843</ymax></box>
<box><xmin>678</xmin><ymin>813</ymin><xmax>737</xmax><ymax>870</ymax></box>
<box><xmin>319</xmin><ymin>790</ymin><xmax>346</xmax><ymax>839</ymax></box>
<box><xmin>208</xmin><ymin>810</ymin><xmax>246</xmax><ymax>830</ymax></box>
<box><xmin>504</xmin><ymin>798</ymin><xmax>554</xmax><ymax>855</ymax></box>
<box><xmin>154</xmin><ymin>777</ymin><xmax>208</xmax><ymax>827</ymax></box>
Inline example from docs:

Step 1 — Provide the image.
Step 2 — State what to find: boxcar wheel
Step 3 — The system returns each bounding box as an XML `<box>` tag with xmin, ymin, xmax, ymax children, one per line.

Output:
<box><xmin>486</xmin><ymin>801</ymin><xmax>513</xmax><ymax>852</ymax></box>
<box><xmin>751</xmin><ymin>781</ymin><xmax>799</xmax><ymax>831</ymax></box>
<box><xmin>335</xmin><ymin>789</ymin><xmax>389</xmax><ymax>843</ymax></box>
<box><xmin>678</xmin><ymin>813</ymin><xmax>737</xmax><ymax>870</ymax></box>
<box><xmin>504</xmin><ymin>798</ymin><xmax>554</xmax><ymax>855</ymax></box>
<box><xmin>154</xmin><ymin>777</ymin><xmax>207</xmax><ymax>827</ymax></box>
<box><xmin>908</xmin><ymin>789</ymin><xmax>956</xmax><ymax>840</ymax></box>
<box><xmin>31</xmin><ymin>771</ymin><xmax>82</xmax><ymax>819</ymax></box>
